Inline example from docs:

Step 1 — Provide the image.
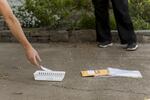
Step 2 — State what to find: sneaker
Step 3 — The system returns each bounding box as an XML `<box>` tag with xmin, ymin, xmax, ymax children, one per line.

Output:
<box><xmin>126</xmin><ymin>43</ymin><xmax>138</xmax><ymax>51</ymax></box>
<box><xmin>98</xmin><ymin>41</ymin><xmax>113</xmax><ymax>48</ymax></box>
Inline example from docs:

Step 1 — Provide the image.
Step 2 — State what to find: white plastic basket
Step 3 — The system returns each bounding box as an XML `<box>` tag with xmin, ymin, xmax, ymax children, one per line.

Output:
<box><xmin>33</xmin><ymin>66</ymin><xmax>65</xmax><ymax>81</ymax></box>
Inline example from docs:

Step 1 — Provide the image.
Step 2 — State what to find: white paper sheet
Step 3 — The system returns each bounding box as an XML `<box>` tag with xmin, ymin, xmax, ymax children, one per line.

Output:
<box><xmin>108</xmin><ymin>67</ymin><xmax>142</xmax><ymax>78</ymax></box>
<box><xmin>41</xmin><ymin>66</ymin><xmax>52</xmax><ymax>71</ymax></box>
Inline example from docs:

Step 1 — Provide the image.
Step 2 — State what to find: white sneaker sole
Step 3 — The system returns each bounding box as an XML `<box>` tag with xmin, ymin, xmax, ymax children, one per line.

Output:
<box><xmin>126</xmin><ymin>45</ymin><xmax>138</xmax><ymax>51</ymax></box>
<box><xmin>98</xmin><ymin>43</ymin><xmax>113</xmax><ymax>48</ymax></box>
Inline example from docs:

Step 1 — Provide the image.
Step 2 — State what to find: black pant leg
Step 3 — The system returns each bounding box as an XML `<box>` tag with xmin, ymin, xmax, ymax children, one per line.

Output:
<box><xmin>111</xmin><ymin>0</ymin><xmax>137</xmax><ymax>44</ymax></box>
<box><xmin>92</xmin><ymin>0</ymin><xmax>112</xmax><ymax>42</ymax></box>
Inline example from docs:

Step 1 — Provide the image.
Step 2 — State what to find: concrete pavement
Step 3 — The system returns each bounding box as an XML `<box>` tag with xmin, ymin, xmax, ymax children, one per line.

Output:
<box><xmin>0</xmin><ymin>43</ymin><xmax>150</xmax><ymax>100</ymax></box>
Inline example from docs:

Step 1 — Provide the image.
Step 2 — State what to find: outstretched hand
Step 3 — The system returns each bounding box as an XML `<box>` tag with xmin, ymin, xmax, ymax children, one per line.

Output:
<box><xmin>25</xmin><ymin>47</ymin><xmax>42</xmax><ymax>67</ymax></box>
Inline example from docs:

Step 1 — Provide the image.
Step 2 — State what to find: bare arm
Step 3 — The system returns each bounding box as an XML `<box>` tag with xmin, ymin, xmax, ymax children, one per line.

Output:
<box><xmin>0</xmin><ymin>0</ymin><xmax>41</xmax><ymax>67</ymax></box>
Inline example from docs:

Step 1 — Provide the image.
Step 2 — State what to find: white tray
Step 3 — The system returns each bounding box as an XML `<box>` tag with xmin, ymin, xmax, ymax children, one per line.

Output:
<box><xmin>33</xmin><ymin>66</ymin><xmax>65</xmax><ymax>81</ymax></box>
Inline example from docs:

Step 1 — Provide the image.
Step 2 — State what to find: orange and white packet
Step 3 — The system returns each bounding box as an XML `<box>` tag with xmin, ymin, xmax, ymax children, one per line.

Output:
<box><xmin>81</xmin><ymin>69</ymin><xmax>109</xmax><ymax>77</ymax></box>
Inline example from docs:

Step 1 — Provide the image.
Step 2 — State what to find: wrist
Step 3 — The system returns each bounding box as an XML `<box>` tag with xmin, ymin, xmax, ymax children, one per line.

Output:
<box><xmin>23</xmin><ymin>43</ymin><xmax>33</xmax><ymax>50</ymax></box>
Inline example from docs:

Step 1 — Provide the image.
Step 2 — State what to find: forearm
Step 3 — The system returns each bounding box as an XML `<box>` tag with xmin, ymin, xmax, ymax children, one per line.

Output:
<box><xmin>5</xmin><ymin>15</ymin><xmax>32</xmax><ymax>50</ymax></box>
<box><xmin>5</xmin><ymin>15</ymin><xmax>41</xmax><ymax>66</ymax></box>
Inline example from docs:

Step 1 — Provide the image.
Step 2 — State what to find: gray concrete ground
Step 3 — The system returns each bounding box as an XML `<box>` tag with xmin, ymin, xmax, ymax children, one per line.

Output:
<box><xmin>0</xmin><ymin>43</ymin><xmax>150</xmax><ymax>100</ymax></box>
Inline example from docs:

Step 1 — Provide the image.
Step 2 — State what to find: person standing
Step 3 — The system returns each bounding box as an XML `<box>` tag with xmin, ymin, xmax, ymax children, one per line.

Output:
<box><xmin>0</xmin><ymin>0</ymin><xmax>41</xmax><ymax>67</ymax></box>
<box><xmin>92</xmin><ymin>0</ymin><xmax>138</xmax><ymax>51</ymax></box>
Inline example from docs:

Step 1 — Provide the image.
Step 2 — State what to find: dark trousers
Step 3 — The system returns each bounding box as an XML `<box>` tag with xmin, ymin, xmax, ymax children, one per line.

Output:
<box><xmin>92</xmin><ymin>0</ymin><xmax>137</xmax><ymax>44</ymax></box>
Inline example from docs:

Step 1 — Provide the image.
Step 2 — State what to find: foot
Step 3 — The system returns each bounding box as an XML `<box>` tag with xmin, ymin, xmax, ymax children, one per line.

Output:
<box><xmin>126</xmin><ymin>43</ymin><xmax>138</xmax><ymax>51</ymax></box>
<box><xmin>98</xmin><ymin>41</ymin><xmax>113</xmax><ymax>48</ymax></box>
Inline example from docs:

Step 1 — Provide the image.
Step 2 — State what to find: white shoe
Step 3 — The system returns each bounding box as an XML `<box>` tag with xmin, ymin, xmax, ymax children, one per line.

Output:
<box><xmin>126</xmin><ymin>43</ymin><xmax>138</xmax><ymax>51</ymax></box>
<box><xmin>98</xmin><ymin>41</ymin><xmax>113</xmax><ymax>48</ymax></box>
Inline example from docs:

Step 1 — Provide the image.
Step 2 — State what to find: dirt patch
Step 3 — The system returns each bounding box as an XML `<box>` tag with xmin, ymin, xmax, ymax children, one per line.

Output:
<box><xmin>0</xmin><ymin>73</ymin><xmax>9</xmax><ymax>80</ymax></box>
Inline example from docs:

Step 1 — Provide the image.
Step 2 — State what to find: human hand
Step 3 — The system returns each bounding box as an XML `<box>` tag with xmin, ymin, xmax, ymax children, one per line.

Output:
<box><xmin>25</xmin><ymin>47</ymin><xmax>41</xmax><ymax>67</ymax></box>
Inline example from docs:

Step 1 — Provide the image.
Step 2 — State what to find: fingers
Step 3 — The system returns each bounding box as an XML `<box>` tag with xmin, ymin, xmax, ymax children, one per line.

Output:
<box><xmin>33</xmin><ymin>53</ymin><xmax>42</xmax><ymax>68</ymax></box>
<box><xmin>36</xmin><ymin>53</ymin><xmax>42</xmax><ymax>62</ymax></box>
<box><xmin>26</xmin><ymin>48</ymin><xmax>42</xmax><ymax>68</ymax></box>
<box><xmin>33</xmin><ymin>55</ymin><xmax>40</xmax><ymax>67</ymax></box>
<box><xmin>28</xmin><ymin>54</ymin><xmax>40</xmax><ymax>68</ymax></box>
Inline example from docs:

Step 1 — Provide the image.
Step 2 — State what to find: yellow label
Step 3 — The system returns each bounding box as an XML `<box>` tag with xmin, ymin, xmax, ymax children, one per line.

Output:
<box><xmin>81</xmin><ymin>69</ymin><xmax>109</xmax><ymax>77</ymax></box>
<box><xmin>95</xmin><ymin>69</ymin><xmax>109</xmax><ymax>76</ymax></box>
